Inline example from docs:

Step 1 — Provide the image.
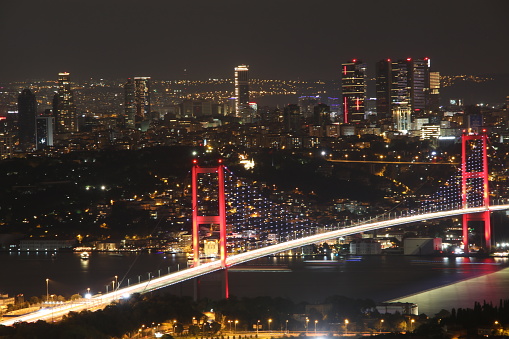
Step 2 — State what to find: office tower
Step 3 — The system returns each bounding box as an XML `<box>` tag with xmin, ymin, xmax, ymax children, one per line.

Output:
<box><xmin>410</xmin><ymin>58</ymin><xmax>430</xmax><ymax>115</ymax></box>
<box><xmin>428</xmin><ymin>71</ymin><xmax>441</xmax><ymax>112</ymax></box>
<box><xmin>36</xmin><ymin>115</ymin><xmax>54</xmax><ymax>150</ymax></box>
<box><xmin>17</xmin><ymin>88</ymin><xmax>37</xmax><ymax>147</ymax></box>
<box><xmin>283</xmin><ymin>104</ymin><xmax>302</xmax><ymax>133</ymax></box>
<box><xmin>313</xmin><ymin>103</ymin><xmax>331</xmax><ymax>126</ymax></box>
<box><xmin>53</xmin><ymin>72</ymin><xmax>77</xmax><ymax>133</ymax></box>
<box><xmin>134</xmin><ymin>77</ymin><xmax>151</xmax><ymax>123</ymax></box>
<box><xmin>394</xmin><ymin>104</ymin><xmax>412</xmax><ymax>132</ymax></box>
<box><xmin>124</xmin><ymin>78</ymin><xmax>136</xmax><ymax>128</ymax></box>
<box><xmin>341</xmin><ymin>59</ymin><xmax>367</xmax><ymax>123</ymax></box>
<box><xmin>298</xmin><ymin>95</ymin><xmax>320</xmax><ymax>117</ymax></box>
<box><xmin>375</xmin><ymin>58</ymin><xmax>432</xmax><ymax>127</ymax></box>
<box><xmin>234</xmin><ymin>65</ymin><xmax>250</xmax><ymax>119</ymax></box>
<box><xmin>327</xmin><ymin>97</ymin><xmax>341</xmax><ymax>121</ymax></box>
<box><xmin>375</xmin><ymin>59</ymin><xmax>393</xmax><ymax>121</ymax></box>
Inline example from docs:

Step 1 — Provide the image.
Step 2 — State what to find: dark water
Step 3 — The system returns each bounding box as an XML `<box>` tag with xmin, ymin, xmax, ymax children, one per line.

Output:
<box><xmin>1</xmin><ymin>252</ymin><xmax>507</xmax><ymax>315</ymax></box>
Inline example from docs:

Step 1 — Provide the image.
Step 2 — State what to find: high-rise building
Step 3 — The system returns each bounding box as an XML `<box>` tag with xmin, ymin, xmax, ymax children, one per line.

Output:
<box><xmin>409</xmin><ymin>58</ymin><xmax>430</xmax><ymax>115</ymax></box>
<box><xmin>428</xmin><ymin>71</ymin><xmax>441</xmax><ymax>112</ymax></box>
<box><xmin>134</xmin><ymin>77</ymin><xmax>151</xmax><ymax>124</ymax></box>
<box><xmin>36</xmin><ymin>115</ymin><xmax>54</xmax><ymax>150</ymax></box>
<box><xmin>283</xmin><ymin>104</ymin><xmax>301</xmax><ymax>133</ymax></box>
<box><xmin>298</xmin><ymin>96</ymin><xmax>320</xmax><ymax>117</ymax></box>
<box><xmin>17</xmin><ymin>88</ymin><xmax>37</xmax><ymax>147</ymax></box>
<box><xmin>53</xmin><ymin>72</ymin><xmax>77</xmax><ymax>133</ymax></box>
<box><xmin>234</xmin><ymin>65</ymin><xmax>250</xmax><ymax>119</ymax></box>
<box><xmin>375</xmin><ymin>58</ymin><xmax>432</xmax><ymax>128</ymax></box>
<box><xmin>313</xmin><ymin>103</ymin><xmax>331</xmax><ymax>126</ymax></box>
<box><xmin>341</xmin><ymin>59</ymin><xmax>367</xmax><ymax>123</ymax></box>
<box><xmin>375</xmin><ymin>59</ymin><xmax>393</xmax><ymax>121</ymax></box>
<box><xmin>124</xmin><ymin>78</ymin><xmax>136</xmax><ymax>128</ymax></box>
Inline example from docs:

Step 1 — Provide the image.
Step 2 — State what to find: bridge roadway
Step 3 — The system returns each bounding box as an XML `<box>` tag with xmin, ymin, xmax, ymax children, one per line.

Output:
<box><xmin>2</xmin><ymin>204</ymin><xmax>509</xmax><ymax>326</ymax></box>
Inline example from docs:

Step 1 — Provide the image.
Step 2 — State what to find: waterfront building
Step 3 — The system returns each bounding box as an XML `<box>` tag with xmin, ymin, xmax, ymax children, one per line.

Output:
<box><xmin>19</xmin><ymin>239</ymin><xmax>76</xmax><ymax>251</ymax></box>
<box><xmin>17</xmin><ymin>89</ymin><xmax>37</xmax><ymax>148</ymax></box>
<box><xmin>53</xmin><ymin>72</ymin><xmax>77</xmax><ymax>133</ymax></box>
<box><xmin>341</xmin><ymin>59</ymin><xmax>367</xmax><ymax>123</ymax></box>
<box><xmin>349</xmin><ymin>239</ymin><xmax>382</xmax><ymax>255</ymax></box>
<box><xmin>403</xmin><ymin>238</ymin><xmax>442</xmax><ymax>255</ymax></box>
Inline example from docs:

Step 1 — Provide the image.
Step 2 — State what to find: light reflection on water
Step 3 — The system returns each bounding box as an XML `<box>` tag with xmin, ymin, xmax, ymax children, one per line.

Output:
<box><xmin>391</xmin><ymin>265</ymin><xmax>509</xmax><ymax>315</ymax></box>
<box><xmin>1</xmin><ymin>252</ymin><xmax>508</xmax><ymax>315</ymax></box>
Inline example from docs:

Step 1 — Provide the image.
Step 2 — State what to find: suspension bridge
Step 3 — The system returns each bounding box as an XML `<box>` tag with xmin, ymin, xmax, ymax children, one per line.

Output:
<box><xmin>1</xmin><ymin>131</ymin><xmax>507</xmax><ymax>325</ymax></box>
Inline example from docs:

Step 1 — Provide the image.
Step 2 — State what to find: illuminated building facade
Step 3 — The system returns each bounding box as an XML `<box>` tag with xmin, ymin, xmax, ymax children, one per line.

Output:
<box><xmin>341</xmin><ymin>59</ymin><xmax>367</xmax><ymax>123</ymax></box>
<box><xmin>17</xmin><ymin>88</ymin><xmax>37</xmax><ymax>147</ymax></box>
<box><xmin>375</xmin><ymin>58</ymin><xmax>432</xmax><ymax>128</ymax></box>
<box><xmin>234</xmin><ymin>65</ymin><xmax>250</xmax><ymax>121</ymax></box>
<box><xmin>53</xmin><ymin>72</ymin><xmax>77</xmax><ymax>133</ymax></box>
<box><xmin>134</xmin><ymin>77</ymin><xmax>151</xmax><ymax>123</ymax></box>
<box><xmin>36</xmin><ymin>116</ymin><xmax>54</xmax><ymax>150</ymax></box>
<box><xmin>124</xmin><ymin>78</ymin><xmax>135</xmax><ymax>128</ymax></box>
<box><xmin>428</xmin><ymin>71</ymin><xmax>441</xmax><ymax>111</ymax></box>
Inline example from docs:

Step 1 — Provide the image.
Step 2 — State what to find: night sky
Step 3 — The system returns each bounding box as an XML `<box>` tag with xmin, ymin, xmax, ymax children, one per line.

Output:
<box><xmin>1</xmin><ymin>0</ymin><xmax>508</xmax><ymax>81</ymax></box>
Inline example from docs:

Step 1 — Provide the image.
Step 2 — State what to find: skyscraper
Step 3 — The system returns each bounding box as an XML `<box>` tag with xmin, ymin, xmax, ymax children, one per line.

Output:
<box><xmin>341</xmin><ymin>59</ymin><xmax>367</xmax><ymax>123</ymax></box>
<box><xmin>124</xmin><ymin>78</ymin><xmax>135</xmax><ymax>128</ymax></box>
<box><xmin>17</xmin><ymin>88</ymin><xmax>37</xmax><ymax>147</ymax></box>
<box><xmin>375</xmin><ymin>58</ymin><xmax>432</xmax><ymax>128</ymax></box>
<box><xmin>53</xmin><ymin>72</ymin><xmax>77</xmax><ymax>133</ymax></box>
<box><xmin>36</xmin><ymin>115</ymin><xmax>54</xmax><ymax>150</ymax></box>
<box><xmin>375</xmin><ymin>59</ymin><xmax>393</xmax><ymax>122</ymax></box>
<box><xmin>134</xmin><ymin>77</ymin><xmax>151</xmax><ymax>124</ymax></box>
<box><xmin>234</xmin><ymin>65</ymin><xmax>250</xmax><ymax>119</ymax></box>
<box><xmin>428</xmin><ymin>71</ymin><xmax>441</xmax><ymax>112</ymax></box>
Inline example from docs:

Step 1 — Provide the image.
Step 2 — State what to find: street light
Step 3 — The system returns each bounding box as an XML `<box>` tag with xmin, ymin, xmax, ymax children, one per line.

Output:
<box><xmin>345</xmin><ymin>319</ymin><xmax>349</xmax><ymax>335</ymax></box>
<box><xmin>314</xmin><ymin>320</ymin><xmax>318</xmax><ymax>333</ymax></box>
<box><xmin>257</xmin><ymin>320</ymin><xmax>260</xmax><ymax>336</ymax></box>
<box><xmin>45</xmin><ymin>278</ymin><xmax>49</xmax><ymax>303</ymax></box>
<box><xmin>306</xmin><ymin>317</ymin><xmax>309</xmax><ymax>334</ymax></box>
<box><xmin>410</xmin><ymin>319</ymin><xmax>415</xmax><ymax>332</ymax></box>
<box><xmin>228</xmin><ymin>320</ymin><xmax>232</xmax><ymax>332</ymax></box>
<box><xmin>235</xmin><ymin>320</ymin><xmax>238</xmax><ymax>333</ymax></box>
<box><xmin>380</xmin><ymin>319</ymin><xmax>384</xmax><ymax>334</ymax></box>
<box><xmin>286</xmin><ymin>320</ymin><xmax>289</xmax><ymax>334</ymax></box>
<box><xmin>268</xmin><ymin>318</ymin><xmax>272</xmax><ymax>332</ymax></box>
<box><xmin>115</xmin><ymin>275</ymin><xmax>118</xmax><ymax>289</ymax></box>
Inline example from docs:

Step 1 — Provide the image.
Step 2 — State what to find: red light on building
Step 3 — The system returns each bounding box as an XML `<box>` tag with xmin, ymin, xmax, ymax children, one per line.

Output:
<box><xmin>352</xmin><ymin>59</ymin><xmax>357</xmax><ymax>63</ymax></box>
<box><xmin>218</xmin><ymin>159</ymin><xmax>222</xmax><ymax>164</ymax></box>
<box><xmin>406</xmin><ymin>58</ymin><xmax>412</xmax><ymax>61</ymax></box>
<box><xmin>387</xmin><ymin>58</ymin><xmax>391</xmax><ymax>62</ymax></box>
<box><xmin>193</xmin><ymin>159</ymin><xmax>198</xmax><ymax>164</ymax></box>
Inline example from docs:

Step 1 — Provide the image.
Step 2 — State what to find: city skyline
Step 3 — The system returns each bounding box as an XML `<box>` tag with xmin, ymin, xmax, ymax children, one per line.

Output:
<box><xmin>1</xmin><ymin>1</ymin><xmax>508</xmax><ymax>82</ymax></box>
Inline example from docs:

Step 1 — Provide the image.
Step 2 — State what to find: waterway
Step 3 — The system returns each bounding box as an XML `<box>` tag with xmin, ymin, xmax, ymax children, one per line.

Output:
<box><xmin>0</xmin><ymin>252</ymin><xmax>507</xmax><ymax>316</ymax></box>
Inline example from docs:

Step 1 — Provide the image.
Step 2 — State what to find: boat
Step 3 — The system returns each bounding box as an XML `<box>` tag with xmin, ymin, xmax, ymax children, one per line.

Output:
<box><xmin>80</xmin><ymin>252</ymin><xmax>90</xmax><ymax>260</ymax></box>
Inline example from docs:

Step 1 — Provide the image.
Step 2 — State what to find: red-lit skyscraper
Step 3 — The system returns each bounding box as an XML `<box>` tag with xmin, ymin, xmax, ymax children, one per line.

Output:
<box><xmin>341</xmin><ymin>59</ymin><xmax>367</xmax><ymax>123</ymax></box>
